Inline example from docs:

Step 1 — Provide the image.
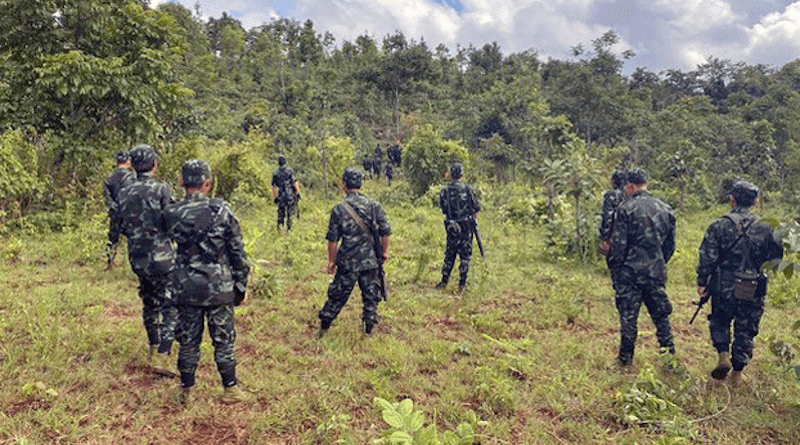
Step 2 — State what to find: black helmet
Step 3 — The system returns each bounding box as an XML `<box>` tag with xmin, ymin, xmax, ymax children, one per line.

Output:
<box><xmin>129</xmin><ymin>144</ymin><xmax>157</xmax><ymax>173</ymax></box>
<box><xmin>450</xmin><ymin>162</ymin><xmax>463</xmax><ymax>180</ymax></box>
<box><xmin>730</xmin><ymin>180</ymin><xmax>759</xmax><ymax>207</ymax></box>
<box><xmin>342</xmin><ymin>167</ymin><xmax>363</xmax><ymax>189</ymax></box>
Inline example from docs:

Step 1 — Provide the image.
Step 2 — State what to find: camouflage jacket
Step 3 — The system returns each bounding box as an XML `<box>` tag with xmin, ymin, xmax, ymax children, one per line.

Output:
<box><xmin>271</xmin><ymin>165</ymin><xmax>296</xmax><ymax>203</ymax></box>
<box><xmin>327</xmin><ymin>191</ymin><xmax>391</xmax><ymax>272</ymax></box>
<box><xmin>608</xmin><ymin>190</ymin><xmax>676</xmax><ymax>284</ymax></box>
<box><xmin>116</xmin><ymin>173</ymin><xmax>176</xmax><ymax>277</ymax></box>
<box><xmin>165</xmin><ymin>192</ymin><xmax>250</xmax><ymax>306</ymax></box>
<box><xmin>697</xmin><ymin>207</ymin><xmax>783</xmax><ymax>288</ymax></box>
<box><xmin>599</xmin><ymin>188</ymin><xmax>627</xmax><ymax>241</ymax></box>
<box><xmin>102</xmin><ymin>167</ymin><xmax>134</xmax><ymax>213</ymax></box>
<box><xmin>440</xmin><ymin>181</ymin><xmax>480</xmax><ymax>222</ymax></box>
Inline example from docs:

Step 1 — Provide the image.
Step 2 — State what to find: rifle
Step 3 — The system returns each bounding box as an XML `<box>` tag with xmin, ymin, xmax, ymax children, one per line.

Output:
<box><xmin>472</xmin><ymin>217</ymin><xmax>485</xmax><ymax>258</ymax></box>
<box><xmin>343</xmin><ymin>202</ymin><xmax>387</xmax><ymax>301</ymax></box>
<box><xmin>689</xmin><ymin>291</ymin><xmax>711</xmax><ymax>324</ymax></box>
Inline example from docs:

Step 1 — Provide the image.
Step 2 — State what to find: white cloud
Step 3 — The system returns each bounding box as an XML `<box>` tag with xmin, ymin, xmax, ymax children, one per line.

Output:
<box><xmin>745</xmin><ymin>2</ymin><xmax>800</xmax><ymax>53</ymax></box>
<box><xmin>650</xmin><ymin>0</ymin><xmax>740</xmax><ymax>34</ymax></box>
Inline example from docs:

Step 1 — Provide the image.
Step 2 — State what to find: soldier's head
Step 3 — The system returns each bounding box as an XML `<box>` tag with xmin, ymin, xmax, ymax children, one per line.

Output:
<box><xmin>115</xmin><ymin>151</ymin><xmax>130</xmax><ymax>166</ymax></box>
<box><xmin>278</xmin><ymin>155</ymin><xmax>286</xmax><ymax>166</ymax></box>
<box><xmin>129</xmin><ymin>144</ymin><xmax>158</xmax><ymax>174</ymax></box>
<box><xmin>181</xmin><ymin>160</ymin><xmax>213</xmax><ymax>192</ymax></box>
<box><xmin>450</xmin><ymin>162</ymin><xmax>463</xmax><ymax>180</ymax></box>
<box><xmin>624</xmin><ymin>168</ymin><xmax>647</xmax><ymax>196</ymax></box>
<box><xmin>342</xmin><ymin>167</ymin><xmax>363</xmax><ymax>190</ymax></box>
<box><xmin>730</xmin><ymin>180</ymin><xmax>759</xmax><ymax>208</ymax></box>
<box><xmin>611</xmin><ymin>169</ymin><xmax>628</xmax><ymax>189</ymax></box>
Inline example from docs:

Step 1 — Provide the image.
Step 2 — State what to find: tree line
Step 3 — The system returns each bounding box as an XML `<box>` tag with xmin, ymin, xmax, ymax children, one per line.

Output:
<box><xmin>1</xmin><ymin>0</ymin><xmax>800</xmax><ymax>236</ymax></box>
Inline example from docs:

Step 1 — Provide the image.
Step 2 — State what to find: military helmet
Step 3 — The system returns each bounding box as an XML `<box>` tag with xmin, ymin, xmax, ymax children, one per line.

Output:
<box><xmin>730</xmin><ymin>180</ymin><xmax>759</xmax><ymax>207</ymax></box>
<box><xmin>450</xmin><ymin>162</ymin><xmax>463</xmax><ymax>179</ymax></box>
<box><xmin>342</xmin><ymin>167</ymin><xmax>363</xmax><ymax>189</ymax></box>
<box><xmin>181</xmin><ymin>160</ymin><xmax>212</xmax><ymax>188</ymax></box>
<box><xmin>129</xmin><ymin>144</ymin><xmax>157</xmax><ymax>172</ymax></box>
<box><xmin>115</xmin><ymin>150</ymin><xmax>130</xmax><ymax>164</ymax></box>
<box><xmin>627</xmin><ymin>168</ymin><xmax>647</xmax><ymax>185</ymax></box>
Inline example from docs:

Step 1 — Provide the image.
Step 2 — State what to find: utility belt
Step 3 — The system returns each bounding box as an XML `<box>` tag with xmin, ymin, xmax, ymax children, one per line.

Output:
<box><xmin>445</xmin><ymin>218</ymin><xmax>472</xmax><ymax>234</ymax></box>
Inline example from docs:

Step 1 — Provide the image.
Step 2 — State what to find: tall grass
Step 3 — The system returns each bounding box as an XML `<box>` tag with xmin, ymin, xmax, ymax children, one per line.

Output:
<box><xmin>1</xmin><ymin>179</ymin><xmax>799</xmax><ymax>444</ymax></box>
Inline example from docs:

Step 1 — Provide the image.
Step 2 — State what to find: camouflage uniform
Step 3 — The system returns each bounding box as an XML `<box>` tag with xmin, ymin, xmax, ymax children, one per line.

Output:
<box><xmin>697</xmin><ymin>206</ymin><xmax>783</xmax><ymax>372</ymax></box>
<box><xmin>272</xmin><ymin>164</ymin><xmax>297</xmax><ymax>230</ymax></box>
<box><xmin>116</xmin><ymin>170</ymin><xmax>177</xmax><ymax>355</ymax></box>
<box><xmin>438</xmin><ymin>171</ymin><xmax>481</xmax><ymax>289</ymax></box>
<box><xmin>373</xmin><ymin>146</ymin><xmax>382</xmax><ymax>180</ymax></box>
<box><xmin>103</xmin><ymin>163</ymin><xmax>134</xmax><ymax>254</ymax></box>
<box><xmin>385</xmin><ymin>161</ymin><xmax>393</xmax><ymax>186</ymax></box>
<box><xmin>319</xmin><ymin>186</ymin><xmax>391</xmax><ymax>332</ymax></box>
<box><xmin>608</xmin><ymin>185</ymin><xmax>676</xmax><ymax>365</ymax></box>
<box><xmin>165</xmin><ymin>160</ymin><xmax>250</xmax><ymax>390</ymax></box>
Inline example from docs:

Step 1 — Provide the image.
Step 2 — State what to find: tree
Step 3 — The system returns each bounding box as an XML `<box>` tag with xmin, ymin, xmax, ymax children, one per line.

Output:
<box><xmin>403</xmin><ymin>124</ymin><xmax>469</xmax><ymax>196</ymax></box>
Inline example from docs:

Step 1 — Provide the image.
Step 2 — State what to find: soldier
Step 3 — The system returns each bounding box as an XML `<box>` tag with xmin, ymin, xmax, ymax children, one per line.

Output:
<box><xmin>103</xmin><ymin>151</ymin><xmax>134</xmax><ymax>267</ymax></box>
<box><xmin>608</xmin><ymin>168</ymin><xmax>676</xmax><ymax>367</ymax></box>
<box><xmin>115</xmin><ymin>144</ymin><xmax>177</xmax><ymax>374</ymax></box>
<box><xmin>696</xmin><ymin>181</ymin><xmax>783</xmax><ymax>385</ymax></box>
<box><xmin>165</xmin><ymin>160</ymin><xmax>251</xmax><ymax>405</ymax></box>
<box><xmin>271</xmin><ymin>156</ymin><xmax>300</xmax><ymax>231</ymax></box>
<box><xmin>362</xmin><ymin>156</ymin><xmax>374</xmax><ymax>180</ymax></box>
<box><xmin>435</xmin><ymin>162</ymin><xmax>480</xmax><ymax>292</ymax></box>
<box><xmin>599</xmin><ymin>169</ymin><xmax>628</xmax><ymax>288</ymax></box>
<box><xmin>388</xmin><ymin>144</ymin><xmax>402</xmax><ymax>167</ymax></box>
<box><xmin>318</xmin><ymin>168</ymin><xmax>391</xmax><ymax>337</ymax></box>
<box><xmin>385</xmin><ymin>160</ymin><xmax>394</xmax><ymax>186</ymax></box>
<box><xmin>373</xmin><ymin>145</ymin><xmax>382</xmax><ymax>180</ymax></box>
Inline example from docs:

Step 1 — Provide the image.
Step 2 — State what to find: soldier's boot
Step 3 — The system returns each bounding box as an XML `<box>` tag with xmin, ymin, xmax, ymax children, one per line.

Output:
<box><xmin>317</xmin><ymin>319</ymin><xmax>331</xmax><ymax>338</ymax></box>
<box><xmin>434</xmin><ymin>276</ymin><xmax>448</xmax><ymax>290</ymax></box>
<box><xmin>729</xmin><ymin>370</ymin><xmax>743</xmax><ymax>386</ymax></box>
<box><xmin>363</xmin><ymin>319</ymin><xmax>375</xmax><ymax>336</ymax></box>
<box><xmin>711</xmin><ymin>352</ymin><xmax>732</xmax><ymax>380</ymax></box>
<box><xmin>175</xmin><ymin>387</ymin><xmax>191</xmax><ymax>406</ymax></box>
<box><xmin>220</xmin><ymin>385</ymin><xmax>254</xmax><ymax>404</ymax></box>
<box><xmin>152</xmin><ymin>352</ymin><xmax>177</xmax><ymax>378</ymax></box>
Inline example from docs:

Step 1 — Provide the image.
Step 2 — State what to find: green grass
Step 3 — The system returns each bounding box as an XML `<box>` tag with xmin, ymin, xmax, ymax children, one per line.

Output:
<box><xmin>1</xmin><ymin>180</ymin><xmax>800</xmax><ymax>444</ymax></box>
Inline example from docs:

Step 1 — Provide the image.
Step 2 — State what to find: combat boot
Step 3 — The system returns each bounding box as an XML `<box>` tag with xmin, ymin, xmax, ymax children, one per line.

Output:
<box><xmin>363</xmin><ymin>319</ymin><xmax>374</xmax><ymax>335</ymax></box>
<box><xmin>317</xmin><ymin>320</ymin><xmax>331</xmax><ymax>338</ymax></box>
<box><xmin>729</xmin><ymin>370</ymin><xmax>743</xmax><ymax>386</ymax></box>
<box><xmin>711</xmin><ymin>352</ymin><xmax>732</xmax><ymax>380</ymax></box>
<box><xmin>175</xmin><ymin>387</ymin><xmax>191</xmax><ymax>406</ymax></box>
<box><xmin>220</xmin><ymin>385</ymin><xmax>254</xmax><ymax>404</ymax></box>
<box><xmin>434</xmin><ymin>280</ymin><xmax>447</xmax><ymax>290</ymax></box>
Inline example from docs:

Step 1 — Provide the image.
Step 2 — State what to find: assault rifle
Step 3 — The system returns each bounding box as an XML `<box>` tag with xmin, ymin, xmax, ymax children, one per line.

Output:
<box><xmin>472</xmin><ymin>217</ymin><xmax>485</xmax><ymax>258</ymax></box>
<box><xmin>689</xmin><ymin>291</ymin><xmax>711</xmax><ymax>324</ymax></box>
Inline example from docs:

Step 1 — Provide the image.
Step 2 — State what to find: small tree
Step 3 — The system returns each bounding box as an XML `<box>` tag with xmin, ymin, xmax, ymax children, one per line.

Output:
<box><xmin>404</xmin><ymin>124</ymin><xmax>469</xmax><ymax>197</ymax></box>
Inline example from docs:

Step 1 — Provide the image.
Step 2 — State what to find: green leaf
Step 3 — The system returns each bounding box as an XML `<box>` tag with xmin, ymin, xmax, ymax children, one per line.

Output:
<box><xmin>388</xmin><ymin>431</ymin><xmax>413</xmax><ymax>445</ymax></box>
<box><xmin>408</xmin><ymin>410</ymin><xmax>424</xmax><ymax>432</ymax></box>
<box><xmin>397</xmin><ymin>398</ymin><xmax>414</xmax><ymax>417</ymax></box>
<box><xmin>382</xmin><ymin>410</ymin><xmax>405</xmax><ymax>429</ymax></box>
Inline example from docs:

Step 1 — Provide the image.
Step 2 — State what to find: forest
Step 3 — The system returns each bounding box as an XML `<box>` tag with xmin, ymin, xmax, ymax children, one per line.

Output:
<box><xmin>2</xmin><ymin>1</ymin><xmax>800</xmax><ymax>444</ymax></box>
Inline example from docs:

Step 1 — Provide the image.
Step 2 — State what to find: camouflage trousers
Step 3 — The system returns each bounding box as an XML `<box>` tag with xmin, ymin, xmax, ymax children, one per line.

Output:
<box><xmin>277</xmin><ymin>200</ymin><xmax>295</xmax><ymax>230</ymax></box>
<box><xmin>709</xmin><ymin>283</ymin><xmax>765</xmax><ymax>371</ymax></box>
<box><xmin>137</xmin><ymin>274</ymin><xmax>177</xmax><ymax>355</ymax></box>
<box><xmin>176</xmin><ymin>303</ymin><xmax>237</xmax><ymax>388</ymax></box>
<box><xmin>614</xmin><ymin>267</ymin><xmax>674</xmax><ymax>363</ymax></box>
<box><xmin>441</xmin><ymin>222</ymin><xmax>473</xmax><ymax>286</ymax></box>
<box><xmin>319</xmin><ymin>267</ymin><xmax>382</xmax><ymax>327</ymax></box>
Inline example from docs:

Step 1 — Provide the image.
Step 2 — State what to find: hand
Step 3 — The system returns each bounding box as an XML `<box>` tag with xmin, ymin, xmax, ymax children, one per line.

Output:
<box><xmin>327</xmin><ymin>261</ymin><xmax>337</xmax><ymax>274</ymax></box>
<box><xmin>697</xmin><ymin>286</ymin><xmax>707</xmax><ymax>297</ymax></box>
<box><xmin>381</xmin><ymin>253</ymin><xmax>389</xmax><ymax>263</ymax></box>
<box><xmin>598</xmin><ymin>240</ymin><xmax>610</xmax><ymax>256</ymax></box>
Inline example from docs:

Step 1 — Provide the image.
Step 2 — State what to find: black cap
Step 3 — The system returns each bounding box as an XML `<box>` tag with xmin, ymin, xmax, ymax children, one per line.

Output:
<box><xmin>278</xmin><ymin>155</ymin><xmax>286</xmax><ymax>166</ymax></box>
<box><xmin>450</xmin><ymin>162</ymin><xmax>463</xmax><ymax>179</ymax></box>
<box><xmin>730</xmin><ymin>180</ymin><xmax>759</xmax><ymax>207</ymax></box>
<box><xmin>342</xmin><ymin>167</ymin><xmax>362</xmax><ymax>189</ymax></box>
<box><xmin>627</xmin><ymin>168</ymin><xmax>647</xmax><ymax>185</ymax></box>
<box><xmin>181</xmin><ymin>160</ymin><xmax>212</xmax><ymax>187</ymax></box>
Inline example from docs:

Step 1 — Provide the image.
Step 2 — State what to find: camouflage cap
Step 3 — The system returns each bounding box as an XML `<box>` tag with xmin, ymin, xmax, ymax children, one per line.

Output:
<box><xmin>181</xmin><ymin>159</ymin><xmax>212</xmax><ymax>187</ymax></box>
<box><xmin>450</xmin><ymin>162</ymin><xmax>463</xmax><ymax>179</ymax></box>
<box><xmin>342</xmin><ymin>167</ymin><xmax>363</xmax><ymax>189</ymax></box>
<box><xmin>730</xmin><ymin>180</ymin><xmax>759</xmax><ymax>206</ymax></box>
<box><xmin>627</xmin><ymin>168</ymin><xmax>647</xmax><ymax>185</ymax></box>
<box><xmin>116</xmin><ymin>151</ymin><xmax>130</xmax><ymax>164</ymax></box>
<box><xmin>129</xmin><ymin>144</ymin><xmax>157</xmax><ymax>171</ymax></box>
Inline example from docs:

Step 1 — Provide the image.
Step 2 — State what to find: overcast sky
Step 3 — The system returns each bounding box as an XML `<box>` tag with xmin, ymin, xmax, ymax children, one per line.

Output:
<box><xmin>153</xmin><ymin>0</ymin><xmax>800</xmax><ymax>75</ymax></box>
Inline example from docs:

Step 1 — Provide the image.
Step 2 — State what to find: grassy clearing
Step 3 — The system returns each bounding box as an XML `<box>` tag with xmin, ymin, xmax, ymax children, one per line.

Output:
<box><xmin>1</xmin><ymin>180</ymin><xmax>799</xmax><ymax>444</ymax></box>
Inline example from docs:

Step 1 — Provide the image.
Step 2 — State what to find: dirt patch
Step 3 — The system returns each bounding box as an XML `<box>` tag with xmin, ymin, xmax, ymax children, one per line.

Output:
<box><xmin>6</xmin><ymin>397</ymin><xmax>52</xmax><ymax>416</ymax></box>
<box><xmin>184</xmin><ymin>417</ymin><xmax>249</xmax><ymax>445</ymax></box>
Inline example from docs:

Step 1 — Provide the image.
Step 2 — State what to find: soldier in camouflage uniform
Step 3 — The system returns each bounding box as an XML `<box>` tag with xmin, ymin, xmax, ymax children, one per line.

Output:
<box><xmin>608</xmin><ymin>169</ymin><xmax>676</xmax><ymax>367</ymax></box>
<box><xmin>599</xmin><ymin>169</ymin><xmax>628</xmax><ymax>287</ymax></box>
<box><xmin>373</xmin><ymin>145</ymin><xmax>382</xmax><ymax>180</ymax></box>
<box><xmin>271</xmin><ymin>156</ymin><xmax>300</xmax><ymax>231</ymax></box>
<box><xmin>435</xmin><ymin>163</ymin><xmax>480</xmax><ymax>292</ymax></box>
<box><xmin>165</xmin><ymin>160</ymin><xmax>251</xmax><ymax>404</ymax></box>
<box><xmin>116</xmin><ymin>145</ymin><xmax>177</xmax><ymax>373</ymax></box>
<box><xmin>103</xmin><ymin>151</ymin><xmax>134</xmax><ymax>267</ymax></box>
<box><xmin>697</xmin><ymin>181</ymin><xmax>783</xmax><ymax>384</ymax></box>
<box><xmin>319</xmin><ymin>168</ymin><xmax>391</xmax><ymax>337</ymax></box>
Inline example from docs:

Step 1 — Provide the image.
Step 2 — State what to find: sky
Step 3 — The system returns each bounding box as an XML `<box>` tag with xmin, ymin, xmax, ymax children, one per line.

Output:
<box><xmin>152</xmin><ymin>0</ymin><xmax>800</xmax><ymax>75</ymax></box>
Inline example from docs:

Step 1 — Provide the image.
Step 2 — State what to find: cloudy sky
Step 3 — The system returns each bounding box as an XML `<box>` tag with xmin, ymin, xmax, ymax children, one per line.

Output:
<box><xmin>153</xmin><ymin>0</ymin><xmax>800</xmax><ymax>75</ymax></box>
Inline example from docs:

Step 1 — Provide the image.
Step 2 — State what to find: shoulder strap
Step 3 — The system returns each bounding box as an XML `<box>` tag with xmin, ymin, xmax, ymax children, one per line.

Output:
<box><xmin>342</xmin><ymin>201</ymin><xmax>375</xmax><ymax>246</ymax></box>
<box><xmin>193</xmin><ymin>199</ymin><xmax>225</xmax><ymax>239</ymax></box>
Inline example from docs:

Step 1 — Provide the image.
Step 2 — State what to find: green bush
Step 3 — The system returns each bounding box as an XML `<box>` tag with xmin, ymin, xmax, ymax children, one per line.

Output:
<box><xmin>0</xmin><ymin>130</ymin><xmax>46</xmax><ymax>222</ymax></box>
